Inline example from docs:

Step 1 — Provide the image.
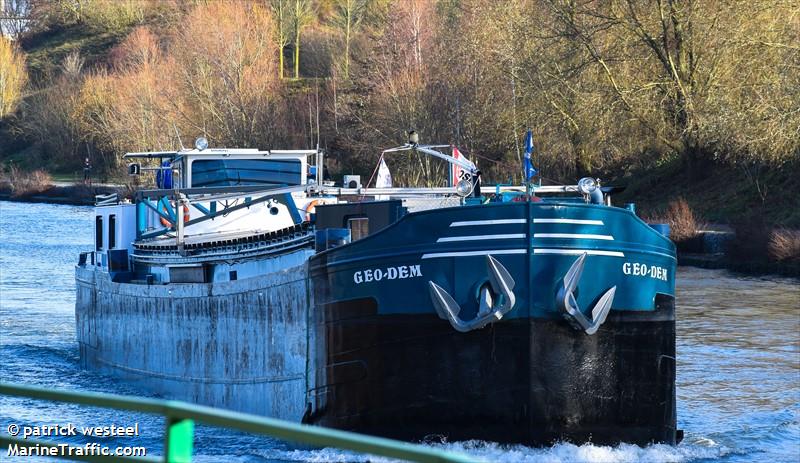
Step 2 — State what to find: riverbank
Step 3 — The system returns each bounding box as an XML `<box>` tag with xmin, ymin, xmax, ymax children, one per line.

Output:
<box><xmin>609</xmin><ymin>158</ymin><xmax>800</xmax><ymax>279</ymax></box>
<box><xmin>0</xmin><ymin>181</ymin><xmax>124</xmax><ymax>206</ymax></box>
<box><xmin>677</xmin><ymin>233</ymin><xmax>800</xmax><ymax>278</ymax></box>
<box><xmin>614</xmin><ymin>156</ymin><xmax>800</xmax><ymax>228</ymax></box>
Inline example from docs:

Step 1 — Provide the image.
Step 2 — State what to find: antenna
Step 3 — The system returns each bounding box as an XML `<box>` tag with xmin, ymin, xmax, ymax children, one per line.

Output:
<box><xmin>315</xmin><ymin>82</ymin><xmax>322</xmax><ymax>185</ymax></box>
<box><xmin>173</xmin><ymin>124</ymin><xmax>185</xmax><ymax>150</ymax></box>
<box><xmin>315</xmin><ymin>80</ymin><xmax>321</xmax><ymax>151</ymax></box>
<box><xmin>537</xmin><ymin>136</ymin><xmax>542</xmax><ymax>187</ymax></box>
<box><xmin>308</xmin><ymin>95</ymin><xmax>314</xmax><ymax>149</ymax></box>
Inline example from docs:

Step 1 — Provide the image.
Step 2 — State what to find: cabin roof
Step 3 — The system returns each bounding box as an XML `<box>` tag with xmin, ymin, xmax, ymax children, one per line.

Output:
<box><xmin>123</xmin><ymin>148</ymin><xmax>317</xmax><ymax>159</ymax></box>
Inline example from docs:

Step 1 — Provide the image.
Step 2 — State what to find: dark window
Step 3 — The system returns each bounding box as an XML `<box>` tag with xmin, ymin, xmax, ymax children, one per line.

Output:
<box><xmin>108</xmin><ymin>214</ymin><xmax>116</xmax><ymax>249</ymax></box>
<box><xmin>95</xmin><ymin>216</ymin><xmax>103</xmax><ymax>250</ymax></box>
<box><xmin>191</xmin><ymin>159</ymin><xmax>303</xmax><ymax>188</ymax></box>
<box><xmin>348</xmin><ymin>217</ymin><xmax>369</xmax><ymax>241</ymax></box>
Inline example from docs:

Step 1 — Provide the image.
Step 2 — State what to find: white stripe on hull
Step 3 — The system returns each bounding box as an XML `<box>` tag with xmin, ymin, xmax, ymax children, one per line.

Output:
<box><xmin>533</xmin><ymin>233</ymin><xmax>614</xmax><ymax>240</ymax></box>
<box><xmin>422</xmin><ymin>249</ymin><xmax>528</xmax><ymax>259</ymax></box>
<box><xmin>437</xmin><ymin>234</ymin><xmax>526</xmax><ymax>242</ymax></box>
<box><xmin>533</xmin><ymin>249</ymin><xmax>625</xmax><ymax>257</ymax></box>
<box><xmin>449</xmin><ymin>218</ymin><xmax>605</xmax><ymax>227</ymax></box>
<box><xmin>449</xmin><ymin>219</ymin><xmax>527</xmax><ymax>227</ymax></box>
<box><xmin>533</xmin><ymin>218</ymin><xmax>604</xmax><ymax>225</ymax></box>
<box><xmin>422</xmin><ymin>248</ymin><xmax>625</xmax><ymax>258</ymax></box>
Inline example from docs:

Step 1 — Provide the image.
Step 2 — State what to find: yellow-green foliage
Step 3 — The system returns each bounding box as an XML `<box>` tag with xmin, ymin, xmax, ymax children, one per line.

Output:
<box><xmin>82</xmin><ymin>0</ymin><xmax>147</xmax><ymax>32</ymax></box>
<box><xmin>0</xmin><ymin>37</ymin><xmax>27</xmax><ymax>119</ymax></box>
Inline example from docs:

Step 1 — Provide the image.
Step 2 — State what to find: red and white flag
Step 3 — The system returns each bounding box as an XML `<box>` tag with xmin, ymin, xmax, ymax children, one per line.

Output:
<box><xmin>450</xmin><ymin>146</ymin><xmax>465</xmax><ymax>186</ymax></box>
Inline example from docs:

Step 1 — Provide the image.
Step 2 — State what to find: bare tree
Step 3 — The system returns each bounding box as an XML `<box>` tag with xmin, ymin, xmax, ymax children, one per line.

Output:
<box><xmin>291</xmin><ymin>0</ymin><xmax>313</xmax><ymax>79</ymax></box>
<box><xmin>270</xmin><ymin>0</ymin><xmax>290</xmax><ymax>79</ymax></box>
<box><xmin>331</xmin><ymin>0</ymin><xmax>365</xmax><ymax>79</ymax></box>
<box><xmin>1</xmin><ymin>0</ymin><xmax>33</xmax><ymax>38</ymax></box>
<box><xmin>537</xmin><ymin>1</ymin><xmax>775</xmax><ymax>169</ymax></box>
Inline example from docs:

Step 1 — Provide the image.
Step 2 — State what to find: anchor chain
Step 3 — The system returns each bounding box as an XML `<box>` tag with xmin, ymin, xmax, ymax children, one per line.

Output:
<box><xmin>428</xmin><ymin>255</ymin><xmax>516</xmax><ymax>333</ymax></box>
<box><xmin>556</xmin><ymin>252</ymin><xmax>616</xmax><ymax>335</ymax></box>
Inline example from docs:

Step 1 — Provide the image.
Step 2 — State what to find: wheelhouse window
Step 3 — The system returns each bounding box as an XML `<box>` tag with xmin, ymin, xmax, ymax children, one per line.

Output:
<box><xmin>95</xmin><ymin>216</ymin><xmax>103</xmax><ymax>250</ymax></box>
<box><xmin>108</xmin><ymin>214</ymin><xmax>116</xmax><ymax>249</ymax></box>
<box><xmin>190</xmin><ymin>159</ymin><xmax>303</xmax><ymax>188</ymax></box>
<box><xmin>348</xmin><ymin>217</ymin><xmax>369</xmax><ymax>241</ymax></box>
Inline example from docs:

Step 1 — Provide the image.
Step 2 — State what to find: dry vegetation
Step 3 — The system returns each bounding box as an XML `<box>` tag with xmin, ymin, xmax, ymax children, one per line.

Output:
<box><xmin>0</xmin><ymin>36</ymin><xmax>27</xmax><ymax>118</ymax></box>
<box><xmin>72</xmin><ymin>2</ymin><xmax>292</xmax><ymax>173</ymax></box>
<box><xmin>0</xmin><ymin>0</ymin><xmax>797</xmax><ymax>189</ymax></box>
<box><xmin>649</xmin><ymin>197</ymin><xmax>706</xmax><ymax>243</ymax></box>
<box><xmin>768</xmin><ymin>229</ymin><xmax>800</xmax><ymax>263</ymax></box>
<box><xmin>4</xmin><ymin>165</ymin><xmax>52</xmax><ymax>196</ymax></box>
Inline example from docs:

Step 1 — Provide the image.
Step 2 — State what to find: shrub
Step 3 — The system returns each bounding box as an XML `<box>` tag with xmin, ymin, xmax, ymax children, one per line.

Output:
<box><xmin>75</xmin><ymin>1</ymin><xmax>285</xmax><ymax>165</ymax></box>
<box><xmin>659</xmin><ymin>197</ymin><xmax>706</xmax><ymax>242</ymax></box>
<box><xmin>0</xmin><ymin>36</ymin><xmax>27</xmax><ymax>118</ymax></box>
<box><xmin>21</xmin><ymin>77</ymin><xmax>84</xmax><ymax>169</ymax></box>
<box><xmin>768</xmin><ymin>228</ymin><xmax>800</xmax><ymax>263</ymax></box>
<box><xmin>8</xmin><ymin>166</ymin><xmax>53</xmax><ymax>197</ymax></box>
<box><xmin>83</xmin><ymin>0</ymin><xmax>146</xmax><ymax>33</ymax></box>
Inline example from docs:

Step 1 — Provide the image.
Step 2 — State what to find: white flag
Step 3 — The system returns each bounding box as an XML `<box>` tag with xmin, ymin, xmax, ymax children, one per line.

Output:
<box><xmin>376</xmin><ymin>157</ymin><xmax>392</xmax><ymax>188</ymax></box>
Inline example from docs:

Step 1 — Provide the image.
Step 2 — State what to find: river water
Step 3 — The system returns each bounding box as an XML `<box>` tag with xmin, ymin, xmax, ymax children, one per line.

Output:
<box><xmin>1</xmin><ymin>200</ymin><xmax>798</xmax><ymax>462</ymax></box>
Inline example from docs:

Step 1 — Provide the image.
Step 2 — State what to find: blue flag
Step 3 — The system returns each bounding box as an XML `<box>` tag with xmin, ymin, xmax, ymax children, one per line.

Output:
<box><xmin>523</xmin><ymin>129</ymin><xmax>537</xmax><ymax>181</ymax></box>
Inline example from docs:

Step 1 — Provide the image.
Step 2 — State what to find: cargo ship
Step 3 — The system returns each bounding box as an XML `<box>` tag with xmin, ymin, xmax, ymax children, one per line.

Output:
<box><xmin>76</xmin><ymin>135</ymin><xmax>679</xmax><ymax>446</ymax></box>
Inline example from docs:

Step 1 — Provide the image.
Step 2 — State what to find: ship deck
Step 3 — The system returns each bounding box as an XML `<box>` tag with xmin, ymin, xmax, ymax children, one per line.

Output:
<box><xmin>133</xmin><ymin>223</ymin><xmax>312</xmax><ymax>252</ymax></box>
<box><xmin>130</xmin><ymin>223</ymin><xmax>314</xmax><ymax>265</ymax></box>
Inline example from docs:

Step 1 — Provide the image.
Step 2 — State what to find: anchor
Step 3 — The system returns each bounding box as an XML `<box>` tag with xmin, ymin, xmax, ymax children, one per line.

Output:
<box><xmin>556</xmin><ymin>252</ymin><xmax>616</xmax><ymax>335</ymax></box>
<box><xmin>428</xmin><ymin>255</ymin><xmax>516</xmax><ymax>333</ymax></box>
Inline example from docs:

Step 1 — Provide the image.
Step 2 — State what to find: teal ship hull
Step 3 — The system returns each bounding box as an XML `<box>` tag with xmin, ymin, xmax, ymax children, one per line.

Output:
<box><xmin>307</xmin><ymin>201</ymin><xmax>678</xmax><ymax>445</ymax></box>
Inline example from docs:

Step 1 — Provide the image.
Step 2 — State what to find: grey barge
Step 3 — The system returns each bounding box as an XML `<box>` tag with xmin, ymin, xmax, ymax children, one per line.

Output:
<box><xmin>76</xmin><ymin>137</ymin><xmax>680</xmax><ymax>446</ymax></box>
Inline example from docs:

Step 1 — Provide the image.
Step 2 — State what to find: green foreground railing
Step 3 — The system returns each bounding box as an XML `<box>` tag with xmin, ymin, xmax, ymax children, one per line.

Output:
<box><xmin>0</xmin><ymin>382</ymin><xmax>477</xmax><ymax>463</ymax></box>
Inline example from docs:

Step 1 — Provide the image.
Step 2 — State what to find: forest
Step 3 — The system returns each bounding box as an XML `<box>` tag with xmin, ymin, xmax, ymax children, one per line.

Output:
<box><xmin>0</xmin><ymin>0</ymin><xmax>798</xmax><ymax>226</ymax></box>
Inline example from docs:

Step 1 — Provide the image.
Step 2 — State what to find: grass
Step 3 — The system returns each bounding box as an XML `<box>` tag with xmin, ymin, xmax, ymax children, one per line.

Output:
<box><xmin>615</xmin><ymin>156</ymin><xmax>800</xmax><ymax>228</ymax></box>
<box><xmin>50</xmin><ymin>171</ymin><xmax>82</xmax><ymax>183</ymax></box>
<box><xmin>21</xmin><ymin>24</ymin><xmax>131</xmax><ymax>80</ymax></box>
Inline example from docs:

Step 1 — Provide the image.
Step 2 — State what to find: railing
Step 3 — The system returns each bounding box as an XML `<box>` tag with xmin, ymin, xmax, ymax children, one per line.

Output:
<box><xmin>77</xmin><ymin>251</ymin><xmax>96</xmax><ymax>266</ymax></box>
<box><xmin>0</xmin><ymin>382</ymin><xmax>476</xmax><ymax>463</ymax></box>
<box><xmin>96</xmin><ymin>193</ymin><xmax>120</xmax><ymax>206</ymax></box>
<box><xmin>133</xmin><ymin>185</ymin><xmax>307</xmax><ymax>241</ymax></box>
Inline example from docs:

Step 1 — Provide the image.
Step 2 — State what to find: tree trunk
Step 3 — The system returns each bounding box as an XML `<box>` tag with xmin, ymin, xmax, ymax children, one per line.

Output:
<box><xmin>332</xmin><ymin>67</ymin><xmax>339</xmax><ymax>133</ymax></box>
<box><xmin>294</xmin><ymin>28</ymin><xmax>300</xmax><ymax>79</ymax></box>
<box><xmin>279</xmin><ymin>45</ymin><xmax>285</xmax><ymax>79</ymax></box>
<box><xmin>344</xmin><ymin>11</ymin><xmax>351</xmax><ymax>79</ymax></box>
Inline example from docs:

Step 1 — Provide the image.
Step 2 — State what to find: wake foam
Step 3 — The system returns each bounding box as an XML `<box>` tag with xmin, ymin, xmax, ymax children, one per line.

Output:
<box><xmin>263</xmin><ymin>437</ymin><xmax>734</xmax><ymax>463</ymax></box>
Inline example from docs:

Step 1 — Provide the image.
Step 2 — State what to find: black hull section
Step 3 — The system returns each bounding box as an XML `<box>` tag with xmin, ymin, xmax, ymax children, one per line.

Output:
<box><xmin>309</xmin><ymin>299</ymin><xmax>677</xmax><ymax>446</ymax></box>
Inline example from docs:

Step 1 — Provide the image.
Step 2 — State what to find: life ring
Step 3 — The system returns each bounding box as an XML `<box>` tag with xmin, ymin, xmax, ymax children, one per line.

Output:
<box><xmin>160</xmin><ymin>201</ymin><xmax>190</xmax><ymax>227</ymax></box>
<box><xmin>305</xmin><ymin>199</ymin><xmax>323</xmax><ymax>221</ymax></box>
